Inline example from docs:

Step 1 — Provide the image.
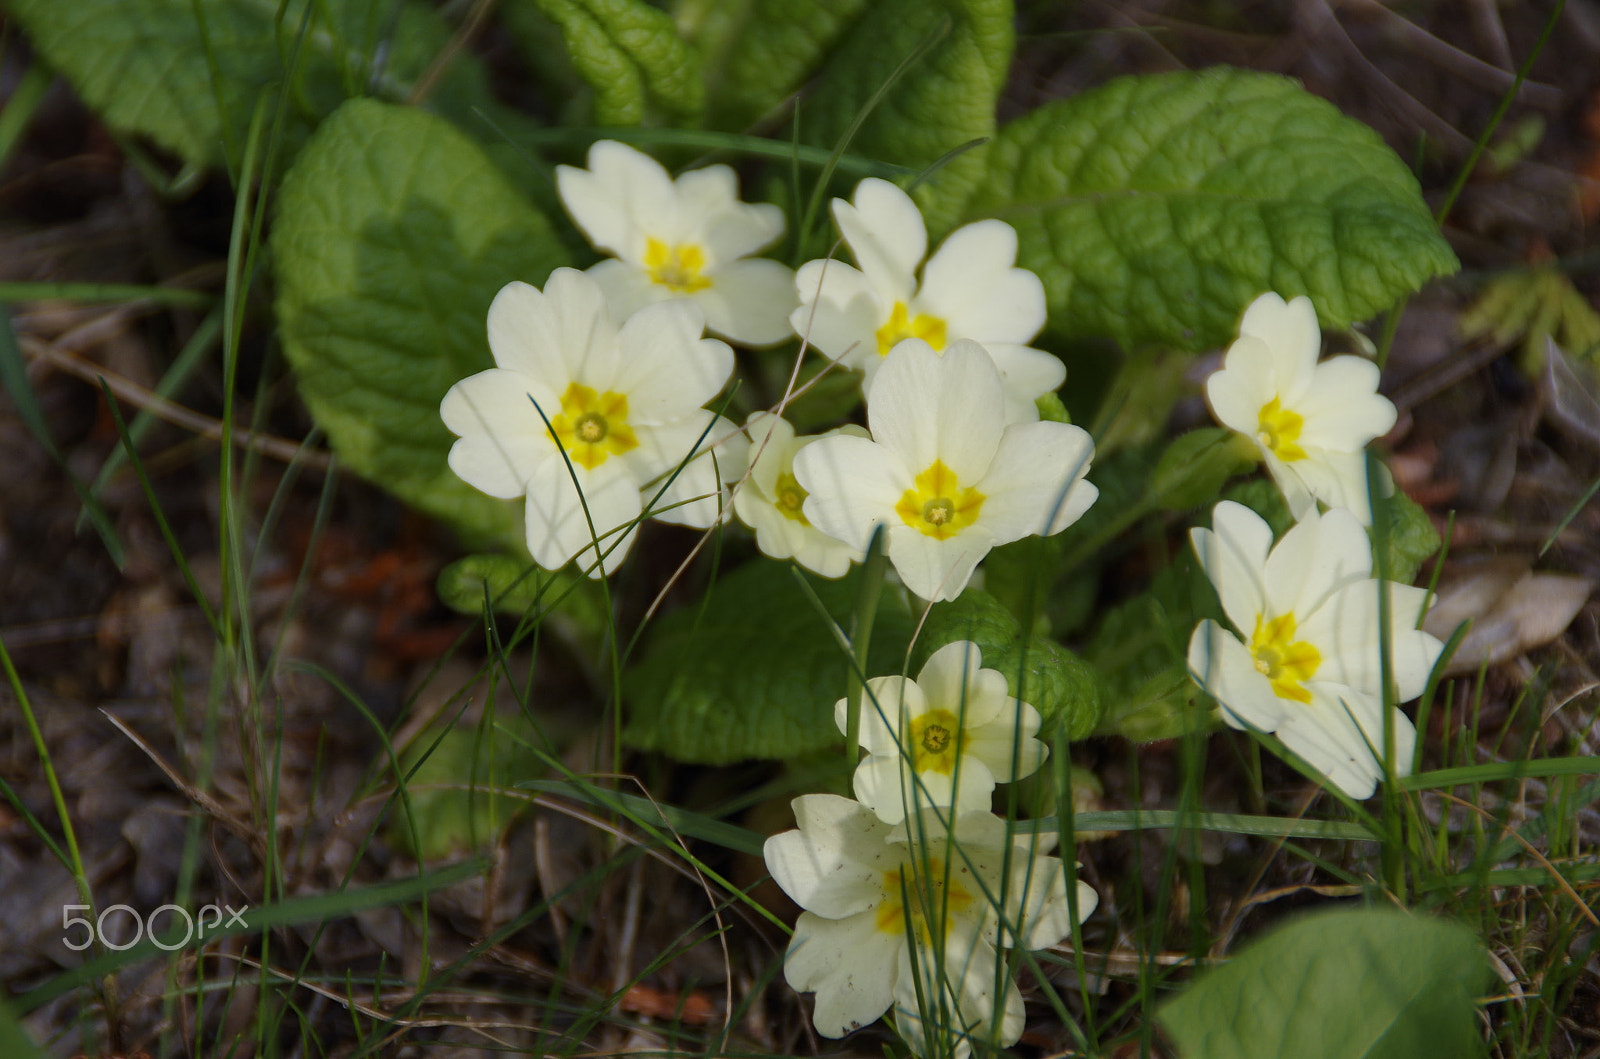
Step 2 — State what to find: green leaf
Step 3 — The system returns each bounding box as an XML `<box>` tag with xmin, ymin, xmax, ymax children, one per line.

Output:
<box><xmin>910</xmin><ymin>589</ymin><xmax>1102</xmax><ymax>740</ymax></box>
<box><xmin>1149</xmin><ymin>428</ymin><xmax>1260</xmax><ymax>512</ymax></box>
<box><xmin>692</xmin><ymin>0</ymin><xmax>1011</xmax><ymax>232</ymax></box>
<box><xmin>436</xmin><ymin>553</ymin><xmax>607</xmax><ymax>632</ymax></box>
<box><xmin>1374</xmin><ymin>488</ymin><xmax>1440</xmax><ymax>586</ymax></box>
<box><xmin>392</xmin><ymin>726</ymin><xmax>544</xmax><ymax>859</ymax></box>
<box><xmin>4</xmin><ymin>0</ymin><xmax>509</xmax><ymax>172</ymax></box>
<box><xmin>505</xmin><ymin>0</ymin><xmax>704</xmax><ymax>125</ymax></box>
<box><xmin>272</xmin><ymin>99</ymin><xmax>570</xmax><ymax>552</ymax></box>
<box><xmin>623</xmin><ymin>560</ymin><xmax>913</xmax><ymax>764</ymax></box>
<box><xmin>1159</xmin><ymin>907</ymin><xmax>1490</xmax><ymax>1059</ymax></box>
<box><xmin>967</xmin><ymin>67</ymin><xmax>1459</xmax><ymax>351</ymax></box>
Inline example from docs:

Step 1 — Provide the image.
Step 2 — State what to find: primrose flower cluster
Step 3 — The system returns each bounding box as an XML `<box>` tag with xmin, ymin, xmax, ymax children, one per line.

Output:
<box><xmin>440</xmin><ymin>140</ymin><xmax>1098</xmax><ymax>601</ymax></box>
<box><xmin>1192</xmin><ymin>293</ymin><xmax>1445</xmax><ymax>798</ymax></box>
<box><xmin>764</xmin><ymin>641</ymin><xmax>1097</xmax><ymax>1056</ymax></box>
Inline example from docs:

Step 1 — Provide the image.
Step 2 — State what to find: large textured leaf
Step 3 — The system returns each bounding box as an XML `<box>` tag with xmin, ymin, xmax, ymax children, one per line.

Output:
<box><xmin>623</xmin><ymin>560</ymin><xmax>913</xmax><ymax>763</ymax></box>
<box><xmin>1159</xmin><ymin>907</ymin><xmax>1491</xmax><ymax>1059</ymax></box>
<box><xmin>3</xmin><ymin>0</ymin><xmax>506</xmax><ymax>172</ymax></box>
<box><xmin>691</xmin><ymin>0</ymin><xmax>1011</xmax><ymax>231</ymax></box>
<box><xmin>272</xmin><ymin>99</ymin><xmax>570</xmax><ymax>552</ymax></box>
<box><xmin>504</xmin><ymin>0</ymin><xmax>703</xmax><ymax>124</ymax></box>
<box><xmin>967</xmin><ymin>67</ymin><xmax>1459</xmax><ymax>351</ymax></box>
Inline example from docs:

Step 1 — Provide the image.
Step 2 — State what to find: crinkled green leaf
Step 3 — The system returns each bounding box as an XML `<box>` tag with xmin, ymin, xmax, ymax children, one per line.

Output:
<box><xmin>1374</xmin><ymin>489</ymin><xmax>1440</xmax><ymax>586</ymax></box>
<box><xmin>967</xmin><ymin>67</ymin><xmax>1459</xmax><ymax>351</ymax></box>
<box><xmin>911</xmin><ymin>589</ymin><xmax>1101</xmax><ymax>740</ymax></box>
<box><xmin>690</xmin><ymin>0</ymin><xmax>1011</xmax><ymax>231</ymax></box>
<box><xmin>505</xmin><ymin>0</ymin><xmax>703</xmax><ymax>124</ymax></box>
<box><xmin>1159</xmin><ymin>907</ymin><xmax>1491</xmax><ymax>1059</ymax></box>
<box><xmin>3</xmin><ymin>0</ymin><xmax>508</xmax><ymax>172</ymax></box>
<box><xmin>272</xmin><ymin>99</ymin><xmax>570</xmax><ymax>552</ymax></box>
<box><xmin>623</xmin><ymin>560</ymin><xmax>912</xmax><ymax>764</ymax></box>
<box><xmin>437</xmin><ymin>553</ymin><xmax>606</xmax><ymax>633</ymax></box>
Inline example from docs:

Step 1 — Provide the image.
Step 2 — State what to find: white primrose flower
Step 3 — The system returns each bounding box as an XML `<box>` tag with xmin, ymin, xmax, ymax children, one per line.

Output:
<box><xmin>1205</xmin><ymin>292</ymin><xmax>1397</xmax><ymax>524</ymax></box>
<box><xmin>1187</xmin><ymin>500</ymin><xmax>1445</xmax><ymax>799</ymax></box>
<box><xmin>732</xmin><ymin>411</ymin><xmax>866</xmax><ymax>578</ymax></box>
<box><xmin>763</xmin><ymin>794</ymin><xmax>1094</xmax><ymax>1057</ymax></box>
<box><xmin>556</xmin><ymin>139</ymin><xmax>796</xmax><ymax>347</ymax></box>
<box><xmin>792</xmin><ymin>338</ymin><xmax>1097</xmax><ymax>602</ymax></box>
<box><xmin>440</xmin><ymin>269</ymin><xmax>748</xmax><ymax>577</ymax></box>
<box><xmin>792</xmin><ymin>177</ymin><xmax>1065</xmax><ymax>421</ymax></box>
<box><xmin>839</xmin><ymin>640</ymin><xmax>1047</xmax><ymax>824</ymax></box>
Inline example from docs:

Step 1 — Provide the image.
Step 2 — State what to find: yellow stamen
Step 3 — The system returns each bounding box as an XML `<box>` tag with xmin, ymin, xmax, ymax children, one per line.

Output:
<box><xmin>1249</xmin><ymin>612</ymin><xmax>1322</xmax><ymax>704</ymax></box>
<box><xmin>773</xmin><ymin>471</ymin><xmax>809</xmax><ymax>524</ymax></box>
<box><xmin>875</xmin><ymin>857</ymin><xmax>976</xmax><ymax>942</ymax></box>
<box><xmin>876</xmin><ymin>301</ymin><xmax>947</xmax><ymax>356</ymax></box>
<box><xmin>896</xmin><ymin>460</ymin><xmax>985</xmax><ymax>540</ymax></box>
<box><xmin>549</xmin><ymin>382</ymin><xmax>639</xmax><ymax>469</ymax></box>
<box><xmin>643</xmin><ymin>237</ymin><xmax>713</xmax><ymax>293</ymax></box>
<box><xmin>1256</xmin><ymin>396</ymin><xmax>1308</xmax><ymax>461</ymax></box>
<box><xmin>907</xmin><ymin>708</ymin><xmax>964</xmax><ymax>776</ymax></box>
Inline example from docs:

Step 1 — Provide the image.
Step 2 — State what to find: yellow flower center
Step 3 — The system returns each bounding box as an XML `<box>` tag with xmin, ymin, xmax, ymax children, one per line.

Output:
<box><xmin>643</xmin><ymin>237</ymin><xmax>712</xmax><ymax>293</ymax></box>
<box><xmin>549</xmin><ymin>382</ymin><xmax>639</xmax><ymax>470</ymax></box>
<box><xmin>876</xmin><ymin>857</ymin><xmax>975</xmax><ymax>942</ymax></box>
<box><xmin>773</xmin><ymin>471</ymin><xmax>809</xmax><ymax>524</ymax></box>
<box><xmin>1256</xmin><ymin>396</ymin><xmax>1308</xmax><ymax>461</ymax></box>
<box><xmin>875</xmin><ymin>301</ymin><xmax>947</xmax><ymax>356</ymax></box>
<box><xmin>896</xmin><ymin>460</ymin><xmax>985</xmax><ymax>540</ymax></box>
<box><xmin>908</xmin><ymin>708</ymin><xmax>964</xmax><ymax>775</ymax></box>
<box><xmin>1249</xmin><ymin>612</ymin><xmax>1322</xmax><ymax>704</ymax></box>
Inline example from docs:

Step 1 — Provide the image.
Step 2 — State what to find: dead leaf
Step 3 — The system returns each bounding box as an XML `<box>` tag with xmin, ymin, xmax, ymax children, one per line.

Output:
<box><xmin>1425</xmin><ymin>556</ymin><xmax>1595</xmax><ymax>675</ymax></box>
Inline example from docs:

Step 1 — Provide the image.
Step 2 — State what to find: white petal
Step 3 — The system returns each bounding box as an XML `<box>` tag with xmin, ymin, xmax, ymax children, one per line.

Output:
<box><xmin>888</xmin><ymin>526</ymin><xmax>993</xmax><ymax>602</ymax></box>
<box><xmin>852</xmin><ymin>755</ymin><xmax>921</xmax><ymax>824</ymax></box>
<box><xmin>583</xmin><ymin>257</ymin><xmax>660</xmax><ymax>324</ymax></box>
<box><xmin>974</xmin><ymin>421</ymin><xmax>1098</xmax><ymax>542</ymax></box>
<box><xmin>1192</xmin><ymin>500</ymin><xmax>1272</xmax><ymax>635</ymax></box>
<box><xmin>919</xmin><ymin>220</ymin><xmax>1045</xmax><ymax>344</ymax></box>
<box><xmin>1295</xmin><ymin>355</ymin><xmax>1397</xmax><ymax>449</ymax></box>
<box><xmin>834</xmin><ymin>178</ymin><xmax>925</xmax><ymax>296</ymax></box>
<box><xmin>677</xmin><ymin>165</ymin><xmax>785</xmax><ymax>260</ymax></box>
<box><xmin>523</xmin><ymin>457</ymin><xmax>641</xmax><ymax>576</ymax></box>
<box><xmin>786</xmin><ymin>910</ymin><xmax>900</xmax><ymax>1037</ymax></box>
<box><xmin>1238</xmin><ymin>292</ymin><xmax>1320</xmax><ymax>394</ymax></box>
<box><xmin>696</xmin><ymin>258</ymin><xmax>798</xmax><ymax>346</ymax></box>
<box><xmin>893</xmin><ymin>935</ymin><xmax>1022</xmax><ymax>1058</ymax></box>
<box><xmin>1262</xmin><ymin>505</ymin><xmax>1370</xmax><ymax>619</ymax></box>
<box><xmin>794</xmin><ymin>434</ymin><xmax>907</xmax><ymax>554</ymax></box>
<box><xmin>636</xmin><ymin>413</ymin><xmax>748</xmax><ymax>528</ymax></box>
<box><xmin>1278</xmin><ymin>685</ymin><xmax>1396</xmax><ymax>798</ymax></box>
<box><xmin>1301</xmin><ymin>581</ymin><xmax>1442</xmax><ymax>700</ymax></box>
<box><xmin>792</xmin><ymin>257</ymin><xmax>884</xmax><ymax>367</ymax></box>
<box><xmin>529</xmin><ymin>269</ymin><xmax>621</xmax><ymax>384</ymax></box>
<box><xmin>980</xmin><ymin>342</ymin><xmax>1067</xmax><ymax>419</ymax></box>
<box><xmin>966</xmin><ymin>726</ymin><xmax>1046</xmax><ymax>783</ymax></box>
<box><xmin>916</xmin><ymin>642</ymin><xmax>1005</xmax><ymax>727</ymax></box>
<box><xmin>742</xmin><ymin>411</ymin><xmax>797</xmax><ymax>497</ymax></box>
<box><xmin>440</xmin><ymin>369</ymin><xmax>559</xmax><ymax>498</ymax></box>
<box><xmin>611</xmin><ymin>301</ymin><xmax>733</xmax><ymax>421</ymax></box>
<box><xmin>848</xmin><ymin>675</ymin><xmax>928</xmax><ymax>756</ymax></box>
<box><xmin>1206</xmin><ymin>335</ymin><xmax>1279</xmax><ymax>437</ymax></box>
<box><xmin>1188</xmin><ymin>619</ymin><xmax>1287</xmax><ymax>732</ymax></box>
<box><xmin>1289</xmin><ymin>446</ymin><xmax>1376</xmax><ymax>523</ymax></box>
<box><xmin>869</xmin><ymin>339</ymin><xmax>1005</xmax><ymax>481</ymax></box>
<box><xmin>556</xmin><ymin>141</ymin><xmax>676</xmax><ymax>260</ymax></box>
<box><xmin>766</xmin><ymin>793</ymin><xmax>897</xmax><ymax>917</ymax></box>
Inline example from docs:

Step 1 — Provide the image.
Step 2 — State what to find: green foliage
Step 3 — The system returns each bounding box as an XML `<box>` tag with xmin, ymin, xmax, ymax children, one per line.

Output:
<box><xmin>272</xmin><ymin>99</ymin><xmax>570</xmax><ymax>553</ymax></box>
<box><xmin>623</xmin><ymin>561</ymin><xmax>913</xmax><ymax>763</ymax></box>
<box><xmin>967</xmin><ymin>67</ymin><xmax>1458</xmax><ymax>352</ymax></box>
<box><xmin>1086</xmin><ymin>553</ymin><xmax>1221</xmax><ymax>742</ymax></box>
<box><xmin>1375</xmin><ymin>488</ymin><xmax>1440</xmax><ymax>586</ymax></box>
<box><xmin>392</xmin><ymin>726</ymin><xmax>544</xmax><ymax>859</ymax></box>
<box><xmin>504</xmin><ymin>0</ymin><xmax>704</xmax><ymax>125</ymax></box>
<box><xmin>691</xmin><ymin>0</ymin><xmax>1012</xmax><ymax>232</ymax></box>
<box><xmin>3</xmin><ymin>0</ymin><xmax>503</xmax><ymax>172</ymax></box>
<box><xmin>0</xmin><ymin>996</ymin><xmax>43</xmax><ymax>1059</ymax></box>
<box><xmin>910</xmin><ymin>589</ymin><xmax>1102</xmax><ymax>740</ymax></box>
<box><xmin>1159</xmin><ymin>907</ymin><xmax>1491</xmax><ymax>1059</ymax></box>
<box><xmin>436</xmin><ymin>553</ymin><xmax>606</xmax><ymax>632</ymax></box>
<box><xmin>1035</xmin><ymin>391</ymin><xmax>1070</xmax><ymax>423</ymax></box>
<box><xmin>1150</xmin><ymin>427</ymin><xmax>1260</xmax><ymax>512</ymax></box>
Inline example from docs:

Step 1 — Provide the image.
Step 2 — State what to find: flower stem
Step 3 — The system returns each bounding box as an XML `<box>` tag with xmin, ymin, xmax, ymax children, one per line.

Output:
<box><xmin>844</xmin><ymin>526</ymin><xmax>889</xmax><ymax>784</ymax></box>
